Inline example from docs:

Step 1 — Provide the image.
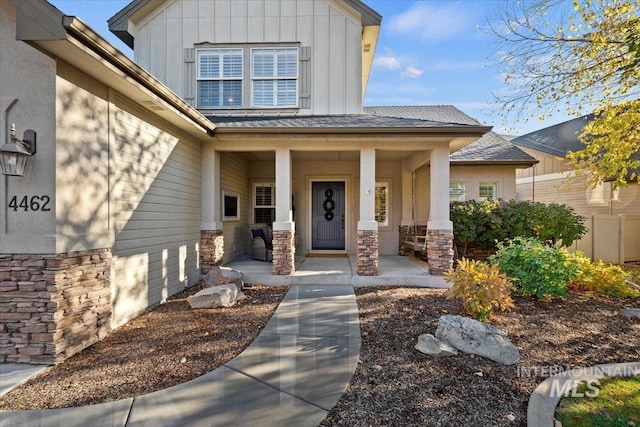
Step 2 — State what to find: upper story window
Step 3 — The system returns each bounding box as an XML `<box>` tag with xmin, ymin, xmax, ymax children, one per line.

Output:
<box><xmin>197</xmin><ymin>48</ymin><xmax>243</xmax><ymax>108</ymax></box>
<box><xmin>194</xmin><ymin>46</ymin><xmax>300</xmax><ymax>110</ymax></box>
<box><xmin>251</xmin><ymin>48</ymin><xmax>298</xmax><ymax>107</ymax></box>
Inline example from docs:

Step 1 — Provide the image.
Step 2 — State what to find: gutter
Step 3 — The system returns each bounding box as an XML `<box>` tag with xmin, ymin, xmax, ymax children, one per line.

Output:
<box><xmin>61</xmin><ymin>17</ymin><xmax>216</xmax><ymax>137</ymax></box>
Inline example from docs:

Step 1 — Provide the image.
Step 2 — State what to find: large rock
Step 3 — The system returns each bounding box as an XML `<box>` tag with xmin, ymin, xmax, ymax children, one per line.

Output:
<box><xmin>187</xmin><ymin>284</ymin><xmax>243</xmax><ymax>309</ymax></box>
<box><xmin>620</xmin><ymin>308</ymin><xmax>640</xmax><ymax>319</ymax></box>
<box><xmin>415</xmin><ymin>333</ymin><xmax>458</xmax><ymax>357</ymax></box>
<box><xmin>205</xmin><ymin>266</ymin><xmax>244</xmax><ymax>289</ymax></box>
<box><xmin>435</xmin><ymin>315</ymin><xmax>520</xmax><ymax>365</ymax></box>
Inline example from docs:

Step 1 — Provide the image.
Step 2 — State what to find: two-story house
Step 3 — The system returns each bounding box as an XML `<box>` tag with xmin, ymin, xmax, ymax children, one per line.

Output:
<box><xmin>0</xmin><ymin>0</ymin><xmax>534</xmax><ymax>364</ymax></box>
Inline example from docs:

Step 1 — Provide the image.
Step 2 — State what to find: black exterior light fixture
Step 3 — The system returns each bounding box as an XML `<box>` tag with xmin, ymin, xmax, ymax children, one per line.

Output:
<box><xmin>0</xmin><ymin>123</ymin><xmax>36</xmax><ymax>176</ymax></box>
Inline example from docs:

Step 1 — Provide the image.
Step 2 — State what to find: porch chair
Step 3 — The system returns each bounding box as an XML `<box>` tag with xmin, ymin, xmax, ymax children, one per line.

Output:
<box><xmin>249</xmin><ymin>223</ymin><xmax>273</xmax><ymax>262</ymax></box>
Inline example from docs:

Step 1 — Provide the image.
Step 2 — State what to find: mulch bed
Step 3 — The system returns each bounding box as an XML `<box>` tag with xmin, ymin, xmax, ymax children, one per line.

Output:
<box><xmin>1</xmin><ymin>284</ymin><xmax>638</xmax><ymax>427</ymax></box>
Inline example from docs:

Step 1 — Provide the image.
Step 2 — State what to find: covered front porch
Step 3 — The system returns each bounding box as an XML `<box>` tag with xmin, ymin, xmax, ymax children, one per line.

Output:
<box><xmin>227</xmin><ymin>255</ymin><xmax>448</xmax><ymax>287</ymax></box>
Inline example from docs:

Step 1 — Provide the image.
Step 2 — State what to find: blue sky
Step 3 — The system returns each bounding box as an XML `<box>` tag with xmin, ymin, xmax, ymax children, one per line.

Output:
<box><xmin>49</xmin><ymin>0</ymin><xmax>573</xmax><ymax>135</ymax></box>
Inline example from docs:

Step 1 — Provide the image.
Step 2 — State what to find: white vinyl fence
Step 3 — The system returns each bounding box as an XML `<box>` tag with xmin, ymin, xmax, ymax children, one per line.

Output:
<box><xmin>569</xmin><ymin>214</ymin><xmax>640</xmax><ymax>264</ymax></box>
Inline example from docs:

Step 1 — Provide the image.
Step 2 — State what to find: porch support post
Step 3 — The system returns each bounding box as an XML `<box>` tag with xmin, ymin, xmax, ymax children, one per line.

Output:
<box><xmin>201</xmin><ymin>144</ymin><xmax>224</xmax><ymax>274</ymax></box>
<box><xmin>399</xmin><ymin>166</ymin><xmax>414</xmax><ymax>255</ymax></box>
<box><xmin>272</xmin><ymin>148</ymin><xmax>295</xmax><ymax>275</ymax></box>
<box><xmin>357</xmin><ymin>148</ymin><xmax>378</xmax><ymax>276</ymax></box>
<box><xmin>427</xmin><ymin>146</ymin><xmax>454</xmax><ymax>274</ymax></box>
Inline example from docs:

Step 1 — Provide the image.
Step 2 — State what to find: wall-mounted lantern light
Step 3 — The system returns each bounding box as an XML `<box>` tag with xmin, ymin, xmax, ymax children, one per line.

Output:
<box><xmin>0</xmin><ymin>124</ymin><xmax>36</xmax><ymax>176</ymax></box>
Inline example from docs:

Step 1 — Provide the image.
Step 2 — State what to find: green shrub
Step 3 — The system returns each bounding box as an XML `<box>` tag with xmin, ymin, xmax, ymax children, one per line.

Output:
<box><xmin>450</xmin><ymin>200</ymin><xmax>586</xmax><ymax>257</ymax></box>
<box><xmin>569</xmin><ymin>252</ymin><xmax>638</xmax><ymax>298</ymax></box>
<box><xmin>445</xmin><ymin>258</ymin><xmax>515</xmax><ymax>321</ymax></box>
<box><xmin>489</xmin><ymin>237</ymin><xmax>579</xmax><ymax>299</ymax></box>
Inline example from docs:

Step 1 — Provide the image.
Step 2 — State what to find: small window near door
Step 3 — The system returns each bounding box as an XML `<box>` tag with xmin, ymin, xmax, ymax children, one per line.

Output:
<box><xmin>479</xmin><ymin>182</ymin><xmax>498</xmax><ymax>201</ymax></box>
<box><xmin>450</xmin><ymin>182</ymin><xmax>467</xmax><ymax>202</ymax></box>
<box><xmin>222</xmin><ymin>190</ymin><xmax>239</xmax><ymax>221</ymax></box>
<box><xmin>253</xmin><ymin>183</ymin><xmax>275</xmax><ymax>225</ymax></box>
<box><xmin>375</xmin><ymin>181</ymin><xmax>389</xmax><ymax>227</ymax></box>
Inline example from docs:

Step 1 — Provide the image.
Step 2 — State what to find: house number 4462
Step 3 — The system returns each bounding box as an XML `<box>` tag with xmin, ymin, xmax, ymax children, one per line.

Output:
<box><xmin>8</xmin><ymin>195</ymin><xmax>52</xmax><ymax>212</ymax></box>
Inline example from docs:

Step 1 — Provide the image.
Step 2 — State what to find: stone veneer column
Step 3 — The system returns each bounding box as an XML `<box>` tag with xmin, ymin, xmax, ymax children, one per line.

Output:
<box><xmin>427</xmin><ymin>229</ymin><xmax>454</xmax><ymax>274</ymax></box>
<box><xmin>358</xmin><ymin>148</ymin><xmax>379</xmax><ymax>275</ymax></box>
<box><xmin>201</xmin><ymin>144</ymin><xmax>224</xmax><ymax>273</ymax></box>
<box><xmin>200</xmin><ymin>230</ymin><xmax>224</xmax><ymax>274</ymax></box>
<box><xmin>272</xmin><ymin>230</ymin><xmax>295</xmax><ymax>275</ymax></box>
<box><xmin>428</xmin><ymin>146</ymin><xmax>454</xmax><ymax>275</ymax></box>
<box><xmin>0</xmin><ymin>249</ymin><xmax>112</xmax><ymax>364</ymax></box>
<box><xmin>272</xmin><ymin>148</ymin><xmax>295</xmax><ymax>275</ymax></box>
<box><xmin>357</xmin><ymin>230</ymin><xmax>378</xmax><ymax>276</ymax></box>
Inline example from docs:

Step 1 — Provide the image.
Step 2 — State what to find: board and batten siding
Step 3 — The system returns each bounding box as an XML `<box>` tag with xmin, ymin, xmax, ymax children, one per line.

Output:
<box><xmin>219</xmin><ymin>152</ymin><xmax>249</xmax><ymax>263</ymax></box>
<box><xmin>111</xmin><ymin>94</ymin><xmax>202</xmax><ymax>328</ymax></box>
<box><xmin>132</xmin><ymin>0</ymin><xmax>363</xmax><ymax>114</ymax></box>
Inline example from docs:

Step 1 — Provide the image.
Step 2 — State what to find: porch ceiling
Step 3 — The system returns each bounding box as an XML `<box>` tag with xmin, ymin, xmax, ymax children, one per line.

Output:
<box><xmin>241</xmin><ymin>150</ymin><xmax>418</xmax><ymax>162</ymax></box>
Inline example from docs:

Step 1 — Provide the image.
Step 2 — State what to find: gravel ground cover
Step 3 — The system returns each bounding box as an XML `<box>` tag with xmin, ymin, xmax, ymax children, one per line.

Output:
<box><xmin>1</xmin><ymin>283</ymin><xmax>638</xmax><ymax>427</ymax></box>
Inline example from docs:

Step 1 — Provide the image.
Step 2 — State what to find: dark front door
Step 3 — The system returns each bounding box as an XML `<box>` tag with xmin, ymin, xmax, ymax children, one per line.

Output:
<box><xmin>312</xmin><ymin>181</ymin><xmax>345</xmax><ymax>250</ymax></box>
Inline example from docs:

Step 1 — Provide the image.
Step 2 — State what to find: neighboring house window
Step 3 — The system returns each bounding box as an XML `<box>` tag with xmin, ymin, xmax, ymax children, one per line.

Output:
<box><xmin>222</xmin><ymin>190</ymin><xmax>240</xmax><ymax>221</ymax></box>
<box><xmin>375</xmin><ymin>181</ymin><xmax>389</xmax><ymax>227</ymax></box>
<box><xmin>197</xmin><ymin>48</ymin><xmax>243</xmax><ymax>108</ymax></box>
<box><xmin>253</xmin><ymin>183</ymin><xmax>275</xmax><ymax>225</ymax></box>
<box><xmin>479</xmin><ymin>182</ymin><xmax>498</xmax><ymax>201</ymax></box>
<box><xmin>449</xmin><ymin>182</ymin><xmax>467</xmax><ymax>202</ymax></box>
<box><xmin>251</xmin><ymin>47</ymin><xmax>298</xmax><ymax>107</ymax></box>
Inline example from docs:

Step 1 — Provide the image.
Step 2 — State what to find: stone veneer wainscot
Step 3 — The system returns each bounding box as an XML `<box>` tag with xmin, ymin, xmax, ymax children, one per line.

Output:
<box><xmin>200</xmin><ymin>230</ymin><xmax>224</xmax><ymax>274</ymax></box>
<box><xmin>0</xmin><ymin>249</ymin><xmax>112</xmax><ymax>364</ymax></box>
<box><xmin>357</xmin><ymin>230</ymin><xmax>378</xmax><ymax>276</ymax></box>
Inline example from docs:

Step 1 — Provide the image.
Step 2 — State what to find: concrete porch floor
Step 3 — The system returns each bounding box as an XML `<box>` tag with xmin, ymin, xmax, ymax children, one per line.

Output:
<box><xmin>226</xmin><ymin>255</ymin><xmax>449</xmax><ymax>288</ymax></box>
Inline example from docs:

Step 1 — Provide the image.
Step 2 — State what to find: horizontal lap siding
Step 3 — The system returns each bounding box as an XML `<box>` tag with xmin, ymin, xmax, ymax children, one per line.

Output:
<box><xmin>111</xmin><ymin>95</ymin><xmax>202</xmax><ymax>327</ymax></box>
<box><xmin>220</xmin><ymin>153</ymin><xmax>249</xmax><ymax>263</ymax></box>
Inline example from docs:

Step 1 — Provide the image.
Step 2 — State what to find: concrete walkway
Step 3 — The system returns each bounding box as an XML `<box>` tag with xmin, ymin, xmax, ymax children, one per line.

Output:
<box><xmin>0</xmin><ymin>285</ymin><xmax>360</xmax><ymax>427</ymax></box>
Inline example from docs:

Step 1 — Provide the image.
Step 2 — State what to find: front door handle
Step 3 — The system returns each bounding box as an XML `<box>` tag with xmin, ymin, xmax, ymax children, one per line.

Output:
<box><xmin>341</xmin><ymin>214</ymin><xmax>344</xmax><ymax>229</ymax></box>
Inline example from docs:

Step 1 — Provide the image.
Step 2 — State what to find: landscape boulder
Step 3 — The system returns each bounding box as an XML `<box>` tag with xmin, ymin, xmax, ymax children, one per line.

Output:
<box><xmin>620</xmin><ymin>308</ymin><xmax>640</xmax><ymax>319</ymax></box>
<box><xmin>187</xmin><ymin>284</ymin><xmax>244</xmax><ymax>309</ymax></box>
<box><xmin>435</xmin><ymin>315</ymin><xmax>520</xmax><ymax>365</ymax></box>
<box><xmin>415</xmin><ymin>333</ymin><xmax>458</xmax><ymax>357</ymax></box>
<box><xmin>205</xmin><ymin>265</ymin><xmax>244</xmax><ymax>289</ymax></box>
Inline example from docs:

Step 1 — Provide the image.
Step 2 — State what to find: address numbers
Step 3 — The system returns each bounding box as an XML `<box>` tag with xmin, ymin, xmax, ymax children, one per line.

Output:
<box><xmin>8</xmin><ymin>195</ymin><xmax>51</xmax><ymax>212</ymax></box>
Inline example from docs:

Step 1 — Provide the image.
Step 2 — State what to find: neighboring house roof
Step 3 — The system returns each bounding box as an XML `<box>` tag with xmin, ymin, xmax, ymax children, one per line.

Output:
<box><xmin>108</xmin><ymin>0</ymin><xmax>382</xmax><ymax>49</ymax></box>
<box><xmin>511</xmin><ymin>114</ymin><xmax>594</xmax><ymax>157</ymax></box>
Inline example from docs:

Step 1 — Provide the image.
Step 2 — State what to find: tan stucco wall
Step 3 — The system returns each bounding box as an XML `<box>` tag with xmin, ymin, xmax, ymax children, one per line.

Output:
<box><xmin>0</xmin><ymin>0</ymin><xmax>58</xmax><ymax>253</ymax></box>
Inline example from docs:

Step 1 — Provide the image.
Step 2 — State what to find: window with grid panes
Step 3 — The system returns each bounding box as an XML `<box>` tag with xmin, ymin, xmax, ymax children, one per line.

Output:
<box><xmin>254</xmin><ymin>183</ymin><xmax>275</xmax><ymax>225</ymax></box>
<box><xmin>251</xmin><ymin>48</ymin><xmax>298</xmax><ymax>107</ymax></box>
<box><xmin>449</xmin><ymin>182</ymin><xmax>468</xmax><ymax>202</ymax></box>
<box><xmin>197</xmin><ymin>48</ymin><xmax>243</xmax><ymax>108</ymax></box>
<box><xmin>479</xmin><ymin>182</ymin><xmax>497</xmax><ymax>201</ymax></box>
<box><xmin>375</xmin><ymin>182</ymin><xmax>389</xmax><ymax>227</ymax></box>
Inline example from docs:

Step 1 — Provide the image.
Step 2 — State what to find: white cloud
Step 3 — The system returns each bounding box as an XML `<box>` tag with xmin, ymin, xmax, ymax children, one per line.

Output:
<box><xmin>374</xmin><ymin>56</ymin><xmax>401</xmax><ymax>70</ymax></box>
<box><xmin>388</xmin><ymin>2</ymin><xmax>472</xmax><ymax>43</ymax></box>
<box><xmin>401</xmin><ymin>66</ymin><xmax>424</xmax><ymax>79</ymax></box>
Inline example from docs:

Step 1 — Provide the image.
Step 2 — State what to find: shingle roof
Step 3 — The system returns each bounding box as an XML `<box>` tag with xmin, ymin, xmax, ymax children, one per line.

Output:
<box><xmin>450</xmin><ymin>132</ymin><xmax>537</xmax><ymax>163</ymax></box>
<box><xmin>364</xmin><ymin>106</ymin><xmax>537</xmax><ymax>164</ymax></box>
<box><xmin>511</xmin><ymin>114</ymin><xmax>593</xmax><ymax>157</ymax></box>
<box><xmin>207</xmin><ymin>113</ymin><xmax>474</xmax><ymax>128</ymax></box>
<box><xmin>364</xmin><ymin>105</ymin><xmax>481</xmax><ymax>126</ymax></box>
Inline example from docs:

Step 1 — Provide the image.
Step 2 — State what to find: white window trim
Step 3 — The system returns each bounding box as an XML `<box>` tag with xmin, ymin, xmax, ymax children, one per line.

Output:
<box><xmin>196</xmin><ymin>48</ymin><xmax>244</xmax><ymax>109</ymax></box>
<box><xmin>252</xmin><ymin>182</ymin><xmax>276</xmax><ymax>223</ymax></box>
<box><xmin>250</xmin><ymin>47</ymin><xmax>299</xmax><ymax>108</ymax></box>
<box><xmin>478</xmin><ymin>182</ymin><xmax>498</xmax><ymax>201</ymax></box>
<box><xmin>449</xmin><ymin>181</ymin><xmax>468</xmax><ymax>202</ymax></box>
<box><xmin>222</xmin><ymin>189</ymin><xmax>240</xmax><ymax>222</ymax></box>
<box><xmin>375</xmin><ymin>181</ymin><xmax>390</xmax><ymax>228</ymax></box>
